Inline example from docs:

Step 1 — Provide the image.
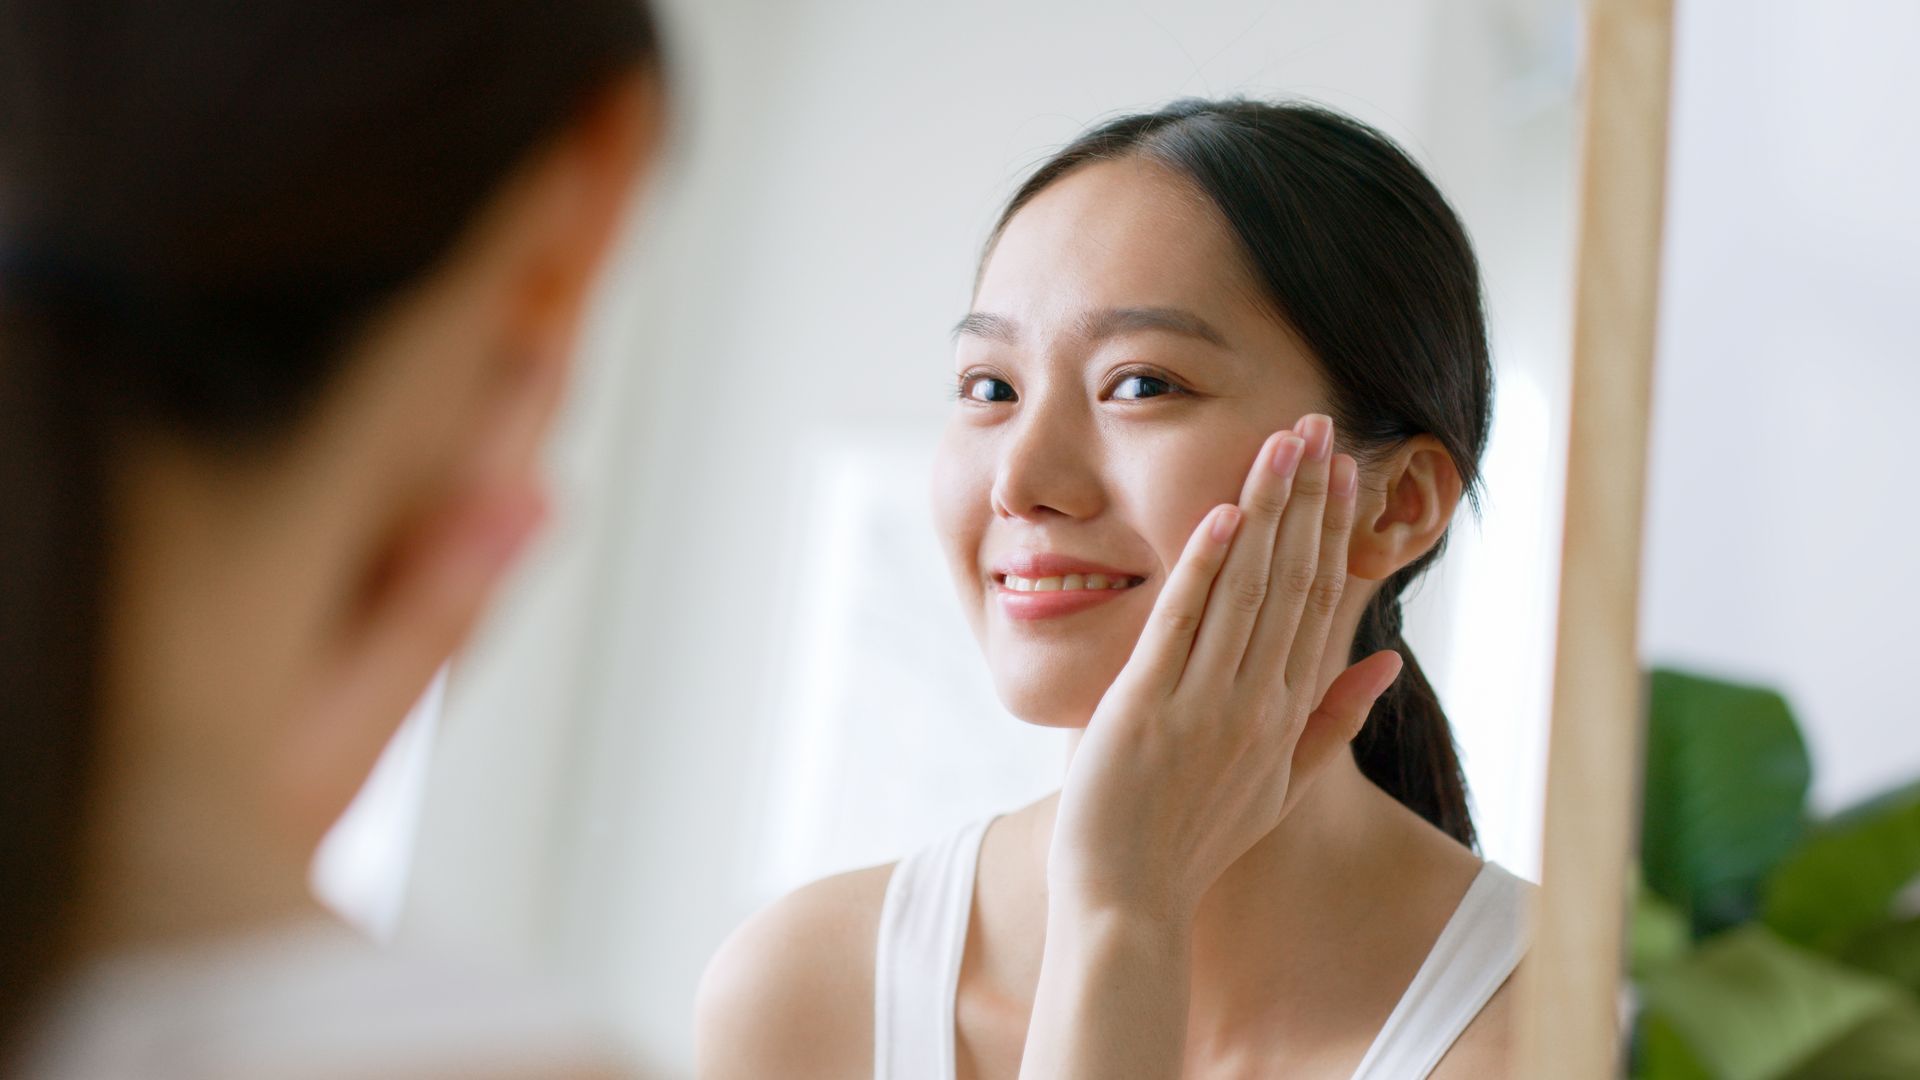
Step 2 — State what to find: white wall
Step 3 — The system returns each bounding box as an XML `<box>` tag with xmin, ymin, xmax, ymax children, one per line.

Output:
<box><xmin>388</xmin><ymin>1</ymin><xmax>1581</xmax><ymax>1073</ymax></box>
<box><xmin>1642</xmin><ymin>0</ymin><xmax>1920</xmax><ymax>813</ymax></box>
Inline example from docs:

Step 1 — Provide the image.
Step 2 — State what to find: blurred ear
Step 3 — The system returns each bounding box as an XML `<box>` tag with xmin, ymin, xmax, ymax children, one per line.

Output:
<box><xmin>491</xmin><ymin>67</ymin><xmax>664</xmax><ymax>435</ymax></box>
<box><xmin>274</xmin><ymin>480</ymin><xmax>548</xmax><ymax>846</ymax></box>
<box><xmin>1346</xmin><ymin>435</ymin><xmax>1464</xmax><ymax>582</ymax></box>
<box><xmin>265</xmin><ymin>71</ymin><xmax>663</xmax><ymax>847</ymax></box>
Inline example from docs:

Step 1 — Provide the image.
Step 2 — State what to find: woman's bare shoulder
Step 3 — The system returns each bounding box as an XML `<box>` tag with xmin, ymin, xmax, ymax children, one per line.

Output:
<box><xmin>693</xmin><ymin>862</ymin><xmax>896</xmax><ymax>1080</ymax></box>
<box><xmin>1427</xmin><ymin>973</ymin><xmax>1517</xmax><ymax>1080</ymax></box>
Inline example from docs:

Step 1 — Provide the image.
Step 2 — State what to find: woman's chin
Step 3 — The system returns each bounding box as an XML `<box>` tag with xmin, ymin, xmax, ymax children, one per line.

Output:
<box><xmin>990</xmin><ymin>674</ymin><xmax>1107</xmax><ymax>729</ymax></box>
<box><xmin>1007</xmin><ymin>707</ymin><xmax>1095</xmax><ymax>730</ymax></box>
<box><xmin>985</xmin><ymin>642</ymin><xmax>1129</xmax><ymax>729</ymax></box>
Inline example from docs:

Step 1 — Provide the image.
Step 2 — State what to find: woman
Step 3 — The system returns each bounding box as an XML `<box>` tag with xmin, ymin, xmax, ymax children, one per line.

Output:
<box><xmin>0</xmin><ymin>3</ymin><xmax>666</xmax><ymax>1074</ymax></box>
<box><xmin>697</xmin><ymin>99</ymin><xmax>1528</xmax><ymax>1079</ymax></box>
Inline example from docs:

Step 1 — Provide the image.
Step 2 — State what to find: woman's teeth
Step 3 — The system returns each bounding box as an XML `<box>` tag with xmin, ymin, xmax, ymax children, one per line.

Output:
<box><xmin>1002</xmin><ymin>573</ymin><xmax>1142</xmax><ymax>592</ymax></box>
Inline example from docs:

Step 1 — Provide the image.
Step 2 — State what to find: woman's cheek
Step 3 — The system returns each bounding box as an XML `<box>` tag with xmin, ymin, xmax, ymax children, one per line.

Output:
<box><xmin>930</xmin><ymin>423</ymin><xmax>992</xmax><ymax>626</ymax></box>
<box><xmin>1120</xmin><ymin>436</ymin><xmax>1249</xmax><ymax>573</ymax></box>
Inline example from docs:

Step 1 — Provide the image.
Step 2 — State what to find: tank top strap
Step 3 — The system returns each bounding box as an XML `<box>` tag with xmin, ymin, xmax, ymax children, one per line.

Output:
<box><xmin>873</xmin><ymin>817</ymin><xmax>993</xmax><ymax>1080</ymax></box>
<box><xmin>1349</xmin><ymin>861</ymin><xmax>1534</xmax><ymax>1080</ymax></box>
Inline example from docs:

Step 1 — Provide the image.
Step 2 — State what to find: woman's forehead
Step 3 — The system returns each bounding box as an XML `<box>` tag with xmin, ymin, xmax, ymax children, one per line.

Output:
<box><xmin>978</xmin><ymin>160</ymin><xmax>1259</xmax><ymax>319</ymax></box>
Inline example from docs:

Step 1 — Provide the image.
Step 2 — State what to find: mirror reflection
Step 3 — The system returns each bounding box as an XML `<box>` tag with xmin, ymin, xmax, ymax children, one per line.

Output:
<box><xmin>349</xmin><ymin>1</ymin><xmax>1583</xmax><ymax>1075</ymax></box>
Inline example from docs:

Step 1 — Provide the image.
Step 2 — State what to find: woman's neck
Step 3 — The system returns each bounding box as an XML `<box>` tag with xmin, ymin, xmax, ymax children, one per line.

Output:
<box><xmin>67</xmin><ymin>724</ymin><xmax>334</xmax><ymax>973</ymax></box>
<box><xmin>1183</xmin><ymin>756</ymin><xmax>1477</xmax><ymax>1042</ymax></box>
<box><xmin>69</xmin><ymin>459</ymin><xmax>346</xmax><ymax>975</ymax></box>
<box><xmin>990</xmin><ymin>743</ymin><xmax>1482</xmax><ymax>1056</ymax></box>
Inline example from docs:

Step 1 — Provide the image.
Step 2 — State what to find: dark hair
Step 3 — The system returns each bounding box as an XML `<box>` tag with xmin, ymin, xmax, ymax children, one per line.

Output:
<box><xmin>0</xmin><ymin>0</ymin><xmax>662</xmax><ymax>1044</ymax></box>
<box><xmin>986</xmin><ymin>99</ymin><xmax>1490</xmax><ymax>848</ymax></box>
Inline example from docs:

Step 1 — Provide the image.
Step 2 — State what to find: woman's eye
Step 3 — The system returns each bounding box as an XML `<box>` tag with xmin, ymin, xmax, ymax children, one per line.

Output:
<box><xmin>1113</xmin><ymin>374</ymin><xmax>1179</xmax><ymax>400</ymax></box>
<box><xmin>962</xmin><ymin>375</ymin><xmax>1017</xmax><ymax>403</ymax></box>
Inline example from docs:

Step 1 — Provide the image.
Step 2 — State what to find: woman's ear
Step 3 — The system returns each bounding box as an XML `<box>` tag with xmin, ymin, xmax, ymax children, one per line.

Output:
<box><xmin>262</xmin><ymin>72</ymin><xmax>664</xmax><ymax>847</ymax></box>
<box><xmin>491</xmin><ymin>68</ymin><xmax>664</xmax><ymax>399</ymax></box>
<box><xmin>1346</xmin><ymin>435</ymin><xmax>1464</xmax><ymax>582</ymax></box>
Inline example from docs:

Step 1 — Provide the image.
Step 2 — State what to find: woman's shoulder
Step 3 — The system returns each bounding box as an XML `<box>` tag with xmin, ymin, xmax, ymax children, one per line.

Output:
<box><xmin>694</xmin><ymin>861</ymin><xmax>897</xmax><ymax>1080</ymax></box>
<box><xmin>1428</xmin><ymin>971</ymin><xmax>1518</xmax><ymax>1080</ymax></box>
<box><xmin>1417</xmin><ymin>858</ymin><xmax>1534</xmax><ymax>1080</ymax></box>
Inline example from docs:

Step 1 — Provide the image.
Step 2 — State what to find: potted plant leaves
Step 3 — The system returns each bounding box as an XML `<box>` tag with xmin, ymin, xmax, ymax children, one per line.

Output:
<box><xmin>1630</xmin><ymin>668</ymin><xmax>1920</xmax><ymax>1078</ymax></box>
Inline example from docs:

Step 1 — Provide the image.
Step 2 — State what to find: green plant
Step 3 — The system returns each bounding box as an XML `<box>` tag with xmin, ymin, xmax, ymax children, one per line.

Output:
<box><xmin>1631</xmin><ymin>669</ymin><xmax>1920</xmax><ymax>1079</ymax></box>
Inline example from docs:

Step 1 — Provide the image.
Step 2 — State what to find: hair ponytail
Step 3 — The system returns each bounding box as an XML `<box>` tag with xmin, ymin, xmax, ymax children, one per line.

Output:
<box><xmin>988</xmin><ymin>100</ymin><xmax>1492</xmax><ymax>847</ymax></box>
<box><xmin>1351</xmin><ymin>572</ymin><xmax>1475</xmax><ymax>849</ymax></box>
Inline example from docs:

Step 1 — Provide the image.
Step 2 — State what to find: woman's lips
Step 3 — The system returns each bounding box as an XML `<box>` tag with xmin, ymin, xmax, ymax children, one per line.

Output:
<box><xmin>989</xmin><ymin>554</ymin><xmax>1148</xmax><ymax>622</ymax></box>
<box><xmin>995</xmin><ymin>581</ymin><xmax>1140</xmax><ymax>621</ymax></box>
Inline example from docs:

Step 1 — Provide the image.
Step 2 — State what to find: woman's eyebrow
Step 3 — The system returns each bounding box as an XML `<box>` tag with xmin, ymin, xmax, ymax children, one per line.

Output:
<box><xmin>1079</xmin><ymin>306</ymin><xmax>1229</xmax><ymax>347</ymax></box>
<box><xmin>952</xmin><ymin>311</ymin><xmax>1019</xmax><ymax>342</ymax></box>
<box><xmin>950</xmin><ymin>307</ymin><xmax>1228</xmax><ymax>347</ymax></box>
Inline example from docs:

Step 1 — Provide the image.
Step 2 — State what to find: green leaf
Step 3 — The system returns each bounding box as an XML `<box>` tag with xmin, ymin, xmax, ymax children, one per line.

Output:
<box><xmin>1642</xmin><ymin>669</ymin><xmax>1812</xmax><ymax>935</ymax></box>
<box><xmin>1633</xmin><ymin>1012</ymin><xmax>1716</xmax><ymax>1080</ymax></box>
<box><xmin>1633</xmin><ymin>884</ymin><xmax>1694</xmax><ymax>978</ymax></box>
<box><xmin>1636</xmin><ymin>925</ymin><xmax>1909</xmax><ymax>1080</ymax></box>
<box><xmin>1842</xmin><ymin>918</ymin><xmax>1920</xmax><ymax>995</ymax></box>
<box><xmin>1763</xmin><ymin>779</ymin><xmax>1920</xmax><ymax>953</ymax></box>
<box><xmin>1784</xmin><ymin>1004</ymin><xmax>1920</xmax><ymax>1080</ymax></box>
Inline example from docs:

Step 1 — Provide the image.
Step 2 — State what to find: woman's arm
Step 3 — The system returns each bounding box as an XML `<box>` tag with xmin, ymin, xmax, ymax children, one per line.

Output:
<box><xmin>1019</xmin><ymin>417</ymin><xmax>1404</xmax><ymax>1079</ymax></box>
<box><xmin>1020</xmin><ymin>903</ymin><xmax>1193</xmax><ymax>1078</ymax></box>
<box><xmin>694</xmin><ymin>865</ymin><xmax>892</xmax><ymax>1080</ymax></box>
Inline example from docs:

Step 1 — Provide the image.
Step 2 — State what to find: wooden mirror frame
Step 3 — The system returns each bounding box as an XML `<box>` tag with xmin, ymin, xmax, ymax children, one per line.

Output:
<box><xmin>1514</xmin><ymin>0</ymin><xmax>1675</xmax><ymax>1075</ymax></box>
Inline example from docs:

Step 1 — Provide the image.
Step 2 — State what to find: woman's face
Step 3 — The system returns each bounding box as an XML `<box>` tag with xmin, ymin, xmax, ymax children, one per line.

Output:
<box><xmin>932</xmin><ymin>158</ymin><xmax>1329</xmax><ymax>728</ymax></box>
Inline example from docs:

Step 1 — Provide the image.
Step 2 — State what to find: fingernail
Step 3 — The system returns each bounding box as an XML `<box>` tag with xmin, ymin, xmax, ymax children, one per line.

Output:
<box><xmin>1300</xmin><ymin>415</ymin><xmax>1333</xmax><ymax>461</ymax></box>
<box><xmin>1333</xmin><ymin>455</ymin><xmax>1357</xmax><ymax>497</ymax></box>
<box><xmin>1210</xmin><ymin>505</ymin><xmax>1241</xmax><ymax>543</ymax></box>
<box><xmin>1270</xmin><ymin>434</ymin><xmax>1305</xmax><ymax>476</ymax></box>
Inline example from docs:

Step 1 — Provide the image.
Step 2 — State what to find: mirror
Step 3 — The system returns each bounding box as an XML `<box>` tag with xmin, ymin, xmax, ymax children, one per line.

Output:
<box><xmin>317</xmin><ymin>0</ymin><xmax>1593</xmax><ymax>1073</ymax></box>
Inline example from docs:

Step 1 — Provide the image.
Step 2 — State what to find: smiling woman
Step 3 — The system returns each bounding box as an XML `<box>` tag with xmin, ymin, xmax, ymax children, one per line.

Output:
<box><xmin>942</xmin><ymin>102</ymin><xmax>1489</xmax><ymax>828</ymax></box>
<box><xmin>695</xmin><ymin>98</ymin><xmax>1526</xmax><ymax>1080</ymax></box>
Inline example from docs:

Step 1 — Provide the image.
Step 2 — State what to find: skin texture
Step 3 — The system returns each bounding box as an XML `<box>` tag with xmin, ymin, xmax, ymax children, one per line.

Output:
<box><xmin>72</xmin><ymin>71</ymin><xmax>663</xmax><ymax>1079</ymax></box>
<box><xmin>697</xmin><ymin>159</ymin><xmax>1514</xmax><ymax>1079</ymax></box>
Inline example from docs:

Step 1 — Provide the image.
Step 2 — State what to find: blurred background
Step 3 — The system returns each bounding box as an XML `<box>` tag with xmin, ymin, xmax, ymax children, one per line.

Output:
<box><xmin>1627</xmin><ymin>3</ymin><xmax>1920</xmax><ymax>1076</ymax></box>
<box><xmin>314</xmin><ymin>0</ymin><xmax>1589</xmax><ymax>1072</ymax></box>
<box><xmin>1642</xmin><ymin>0</ymin><xmax>1920</xmax><ymax>818</ymax></box>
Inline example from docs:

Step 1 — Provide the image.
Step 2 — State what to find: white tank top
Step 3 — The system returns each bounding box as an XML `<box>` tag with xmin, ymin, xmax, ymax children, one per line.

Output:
<box><xmin>873</xmin><ymin>818</ymin><xmax>1532</xmax><ymax>1080</ymax></box>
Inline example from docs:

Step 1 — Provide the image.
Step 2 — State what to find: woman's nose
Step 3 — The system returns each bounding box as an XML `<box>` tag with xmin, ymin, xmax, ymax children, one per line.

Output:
<box><xmin>989</xmin><ymin>399</ymin><xmax>1105</xmax><ymax>523</ymax></box>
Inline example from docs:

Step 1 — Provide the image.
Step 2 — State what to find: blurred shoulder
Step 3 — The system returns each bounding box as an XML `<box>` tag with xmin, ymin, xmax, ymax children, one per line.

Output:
<box><xmin>18</xmin><ymin>918</ymin><xmax>636</xmax><ymax>1079</ymax></box>
<box><xmin>694</xmin><ymin>862</ymin><xmax>896</xmax><ymax>1080</ymax></box>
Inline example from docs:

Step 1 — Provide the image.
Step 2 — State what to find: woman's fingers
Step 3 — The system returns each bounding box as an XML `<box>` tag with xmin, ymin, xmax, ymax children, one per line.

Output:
<box><xmin>1279</xmin><ymin>450</ymin><xmax>1359</xmax><ymax>692</ymax></box>
<box><xmin>1237</xmin><ymin>416</ymin><xmax>1337</xmax><ymax>683</ymax></box>
<box><xmin>1120</xmin><ymin>502</ymin><xmax>1242</xmax><ymax>693</ymax></box>
<box><xmin>1281</xmin><ymin>649</ymin><xmax>1404</xmax><ymax>816</ymax></box>
<box><xmin>1180</xmin><ymin>430</ymin><xmax>1304</xmax><ymax>684</ymax></box>
<box><xmin>1284</xmin><ymin>452</ymin><xmax>1358</xmax><ymax>688</ymax></box>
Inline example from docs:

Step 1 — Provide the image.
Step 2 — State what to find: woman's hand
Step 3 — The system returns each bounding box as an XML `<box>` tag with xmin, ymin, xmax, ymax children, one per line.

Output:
<box><xmin>1051</xmin><ymin>412</ymin><xmax>1402</xmax><ymax>919</ymax></box>
<box><xmin>1019</xmin><ymin>414</ymin><xmax>1405</xmax><ymax>1079</ymax></box>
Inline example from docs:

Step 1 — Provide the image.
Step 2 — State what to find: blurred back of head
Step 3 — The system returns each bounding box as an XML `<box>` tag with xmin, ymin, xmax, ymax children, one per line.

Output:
<box><xmin>0</xmin><ymin>0</ymin><xmax>661</xmax><ymax>1047</ymax></box>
